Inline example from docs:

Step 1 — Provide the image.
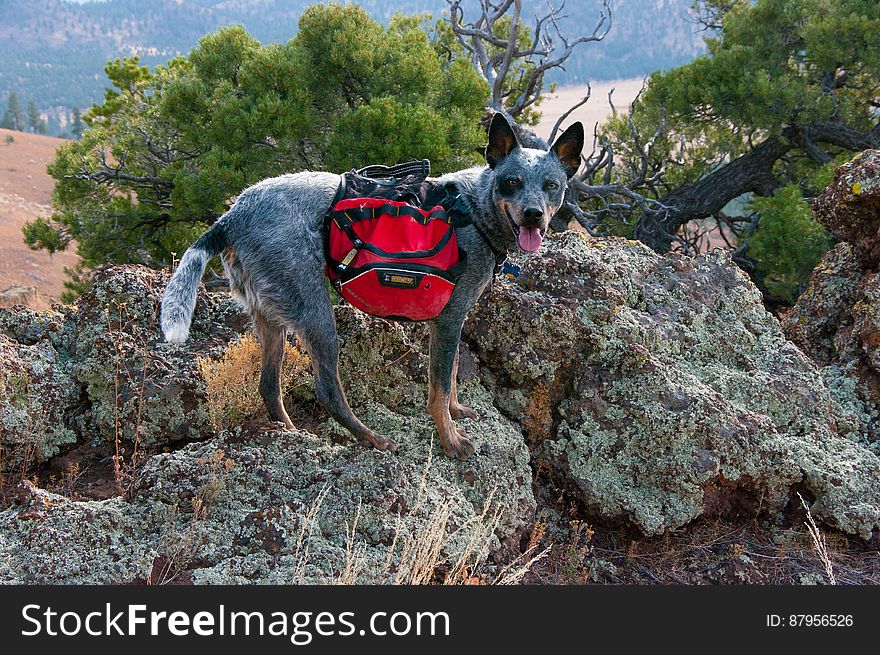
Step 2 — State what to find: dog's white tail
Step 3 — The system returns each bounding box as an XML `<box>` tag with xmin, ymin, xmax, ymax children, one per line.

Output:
<box><xmin>160</xmin><ymin>222</ymin><xmax>227</xmax><ymax>343</ymax></box>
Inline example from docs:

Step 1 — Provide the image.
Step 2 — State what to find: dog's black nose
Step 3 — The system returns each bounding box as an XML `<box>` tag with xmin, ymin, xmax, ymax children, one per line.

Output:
<box><xmin>523</xmin><ymin>207</ymin><xmax>543</xmax><ymax>225</ymax></box>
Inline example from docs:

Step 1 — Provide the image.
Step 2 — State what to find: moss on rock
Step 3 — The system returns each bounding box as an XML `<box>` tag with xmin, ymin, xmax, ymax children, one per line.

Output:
<box><xmin>466</xmin><ymin>233</ymin><xmax>880</xmax><ymax>538</ymax></box>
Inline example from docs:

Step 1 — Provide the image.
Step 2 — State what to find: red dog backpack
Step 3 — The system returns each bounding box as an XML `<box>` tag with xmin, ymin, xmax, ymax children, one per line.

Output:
<box><xmin>325</xmin><ymin>161</ymin><xmax>468</xmax><ymax>322</ymax></box>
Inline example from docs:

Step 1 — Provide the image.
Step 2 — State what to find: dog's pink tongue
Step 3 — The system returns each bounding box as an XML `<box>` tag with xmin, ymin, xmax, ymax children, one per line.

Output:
<box><xmin>518</xmin><ymin>226</ymin><xmax>543</xmax><ymax>252</ymax></box>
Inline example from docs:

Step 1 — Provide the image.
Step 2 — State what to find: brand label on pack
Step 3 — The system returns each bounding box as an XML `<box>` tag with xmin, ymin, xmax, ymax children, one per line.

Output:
<box><xmin>380</xmin><ymin>272</ymin><xmax>420</xmax><ymax>288</ymax></box>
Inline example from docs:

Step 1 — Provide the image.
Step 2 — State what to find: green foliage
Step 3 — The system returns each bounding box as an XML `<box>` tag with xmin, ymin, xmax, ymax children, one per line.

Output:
<box><xmin>1</xmin><ymin>92</ymin><xmax>25</xmax><ymax>131</ymax></box>
<box><xmin>26</xmin><ymin>4</ymin><xmax>488</xmax><ymax>288</ymax></box>
<box><xmin>23</xmin><ymin>216</ymin><xmax>69</xmax><ymax>255</ymax></box>
<box><xmin>744</xmin><ymin>184</ymin><xmax>831</xmax><ymax>304</ymax></box>
<box><xmin>652</xmin><ymin>0</ymin><xmax>879</xmax><ymax>133</ymax></box>
<box><xmin>603</xmin><ymin>0</ymin><xmax>880</xmax><ymax>188</ymax></box>
<box><xmin>27</xmin><ymin>100</ymin><xmax>47</xmax><ymax>135</ymax></box>
<box><xmin>595</xmin><ymin>0</ymin><xmax>879</xmax><ymax>303</ymax></box>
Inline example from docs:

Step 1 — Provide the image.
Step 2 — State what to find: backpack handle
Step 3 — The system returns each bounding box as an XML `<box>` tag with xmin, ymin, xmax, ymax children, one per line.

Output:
<box><xmin>356</xmin><ymin>159</ymin><xmax>430</xmax><ymax>180</ymax></box>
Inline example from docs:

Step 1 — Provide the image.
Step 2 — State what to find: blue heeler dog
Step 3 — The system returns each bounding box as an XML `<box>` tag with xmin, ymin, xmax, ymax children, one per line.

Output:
<box><xmin>161</xmin><ymin>113</ymin><xmax>584</xmax><ymax>461</ymax></box>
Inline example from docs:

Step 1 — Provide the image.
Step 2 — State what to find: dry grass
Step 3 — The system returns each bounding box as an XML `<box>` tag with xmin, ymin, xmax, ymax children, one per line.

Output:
<box><xmin>526</xmin><ymin>514</ymin><xmax>879</xmax><ymax>585</ymax></box>
<box><xmin>523</xmin><ymin>383</ymin><xmax>553</xmax><ymax>443</ymax></box>
<box><xmin>198</xmin><ymin>333</ymin><xmax>310</xmax><ymax>431</ymax></box>
<box><xmin>290</xmin><ymin>439</ymin><xmax>548</xmax><ymax>585</ymax></box>
<box><xmin>523</xmin><ymin>466</ymin><xmax>879</xmax><ymax>585</ymax></box>
<box><xmin>148</xmin><ymin>497</ymin><xmax>210</xmax><ymax>585</ymax></box>
<box><xmin>147</xmin><ymin>450</ymin><xmax>235</xmax><ymax>585</ymax></box>
<box><xmin>799</xmin><ymin>493</ymin><xmax>837</xmax><ymax>585</ymax></box>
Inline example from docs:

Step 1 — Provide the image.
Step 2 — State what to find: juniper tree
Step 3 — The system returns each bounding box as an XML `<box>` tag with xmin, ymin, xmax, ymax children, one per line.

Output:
<box><xmin>24</xmin><ymin>4</ymin><xmax>487</xmax><ymax>283</ymax></box>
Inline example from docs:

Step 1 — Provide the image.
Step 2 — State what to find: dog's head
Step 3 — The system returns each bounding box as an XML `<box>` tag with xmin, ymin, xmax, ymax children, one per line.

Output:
<box><xmin>484</xmin><ymin>112</ymin><xmax>584</xmax><ymax>253</ymax></box>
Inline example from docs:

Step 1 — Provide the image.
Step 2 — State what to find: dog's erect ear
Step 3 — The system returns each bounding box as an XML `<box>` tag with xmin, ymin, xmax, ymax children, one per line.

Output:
<box><xmin>551</xmin><ymin>122</ymin><xmax>585</xmax><ymax>178</ymax></box>
<box><xmin>485</xmin><ymin>112</ymin><xmax>518</xmax><ymax>168</ymax></box>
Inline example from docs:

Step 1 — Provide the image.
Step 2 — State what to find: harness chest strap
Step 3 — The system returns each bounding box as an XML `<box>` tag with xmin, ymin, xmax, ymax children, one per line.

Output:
<box><xmin>446</xmin><ymin>193</ymin><xmax>508</xmax><ymax>276</ymax></box>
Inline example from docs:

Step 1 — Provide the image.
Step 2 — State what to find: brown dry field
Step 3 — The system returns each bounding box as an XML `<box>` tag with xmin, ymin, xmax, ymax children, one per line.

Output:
<box><xmin>534</xmin><ymin>78</ymin><xmax>645</xmax><ymax>141</ymax></box>
<box><xmin>0</xmin><ymin>79</ymin><xmax>642</xmax><ymax>307</ymax></box>
<box><xmin>0</xmin><ymin>127</ymin><xmax>77</xmax><ymax>307</ymax></box>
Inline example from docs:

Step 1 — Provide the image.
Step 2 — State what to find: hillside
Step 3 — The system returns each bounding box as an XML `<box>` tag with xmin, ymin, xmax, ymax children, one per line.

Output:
<box><xmin>0</xmin><ymin>0</ymin><xmax>704</xmax><ymax>126</ymax></box>
<box><xmin>0</xmin><ymin>128</ymin><xmax>77</xmax><ymax>306</ymax></box>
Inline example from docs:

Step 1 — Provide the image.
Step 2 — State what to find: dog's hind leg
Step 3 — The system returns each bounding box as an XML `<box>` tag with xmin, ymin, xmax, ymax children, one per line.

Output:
<box><xmin>294</xmin><ymin>310</ymin><xmax>397</xmax><ymax>453</ymax></box>
<box><xmin>254</xmin><ymin>312</ymin><xmax>294</xmax><ymax>429</ymax></box>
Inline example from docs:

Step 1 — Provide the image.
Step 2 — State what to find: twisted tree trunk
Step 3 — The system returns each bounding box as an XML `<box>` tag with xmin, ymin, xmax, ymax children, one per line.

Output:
<box><xmin>635</xmin><ymin>138</ymin><xmax>792</xmax><ymax>253</ymax></box>
<box><xmin>635</xmin><ymin>119</ymin><xmax>880</xmax><ymax>253</ymax></box>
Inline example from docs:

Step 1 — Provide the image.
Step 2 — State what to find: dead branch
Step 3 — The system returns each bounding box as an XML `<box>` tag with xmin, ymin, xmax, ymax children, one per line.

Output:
<box><xmin>447</xmin><ymin>0</ymin><xmax>612</xmax><ymax>119</ymax></box>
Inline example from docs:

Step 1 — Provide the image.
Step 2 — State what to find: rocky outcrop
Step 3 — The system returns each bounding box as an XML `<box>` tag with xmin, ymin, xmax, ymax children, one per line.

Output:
<box><xmin>1</xmin><ymin>412</ymin><xmax>531</xmax><ymax>583</ymax></box>
<box><xmin>4</xmin><ymin>210</ymin><xmax>880</xmax><ymax>582</ymax></box>
<box><xmin>1</xmin><ymin>267</ymin><xmax>243</xmax><ymax>467</ymax></box>
<box><xmin>466</xmin><ymin>233</ymin><xmax>880</xmax><ymax>538</ymax></box>
<box><xmin>782</xmin><ymin>150</ymin><xmax>880</xmax><ymax>447</ymax></box>
<box><xmin>0</xmin><ymin>331</ymin><xmax>77</xmax><ymax>471</ymax></box>
<box><xmin>0</xmin><ymin>268</ymin><xmax>533</xmax><ymax>583</ymax></box>
<box><xmin>812</xmin><ymin>150</ymin><xmax>880</xmax><ymax>267</ymax></box>
<box><xmin>0</xmin><ymin>286</ymin><xmax>38</xmax><ymax>309</ymax></box>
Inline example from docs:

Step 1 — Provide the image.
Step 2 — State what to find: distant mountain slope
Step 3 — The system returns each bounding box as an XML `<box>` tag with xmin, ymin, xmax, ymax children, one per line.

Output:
<box><xmin>0</xmin><ymin>128</ymin><xmax>78</xmax><ymax>304</ymax></box>
<box><xmin>0</xmin><ymin>0</ymin><xmax>705</xmax><ymax>117</ymax></box>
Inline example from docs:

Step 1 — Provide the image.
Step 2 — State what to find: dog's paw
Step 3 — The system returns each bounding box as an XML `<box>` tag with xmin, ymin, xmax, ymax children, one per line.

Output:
<box><xmin>364</xmin><ymin>432</ymin><xmax>398</xmax><ymax>453</ymax></box>
<box><xmin>440</xmin><ymin>427</ymin><xmax>476</xmax><ymax>462</ymax></box>
<box><xmin>449</xmin><ymin>403</ymin><xmax>477</xmax><ymax>420</ymax></box>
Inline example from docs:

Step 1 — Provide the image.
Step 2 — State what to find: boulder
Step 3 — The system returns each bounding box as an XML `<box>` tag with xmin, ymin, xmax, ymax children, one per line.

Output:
<box><xmin>5</xmin><ymin>217</ymin><xmax>880</xmax><ymax>584</ymax></box>
<box><xmin>813</xmin><ymin>150</ymin><xmax>880</xmax><ymax>267</ymax></box>
<box><xmin>465</xmin><ymin>233</ymin><xmax>880</xmax><ymax>538</ymax></box>
<box><xmin>782</xmin><ymin>150</ymin><xmax>880</xmax><ymax>447</ymax></box>
<box><xmin>0</xmin><ymin>286</ymin><xmax>38</xmax><ymax>309</ymax></box>
<box><xmin>0</xmin><ymin>412</ymin><xmax>532</xmax><ymax>583</ymax></box>
<box><xmin>0</xmin><ymin>333</ymin><xmax>77</xmax><ymax>471</ymax></box>
<box><xmin>0</xmin><ymin>271</ymin><xmax>534</xmax><ymax>583</ymax></box>
<box><xmin>0</xmin><ymin>266</ymin><xmax>246</xmax><ymax>472</ymax></box>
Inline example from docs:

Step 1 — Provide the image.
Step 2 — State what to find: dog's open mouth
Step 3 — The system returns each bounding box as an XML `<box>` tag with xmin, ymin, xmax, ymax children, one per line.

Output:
<box><xmin>513</xmin><ymin>224</ymin><xmax>545</xmax><ymax>253</ymax></box>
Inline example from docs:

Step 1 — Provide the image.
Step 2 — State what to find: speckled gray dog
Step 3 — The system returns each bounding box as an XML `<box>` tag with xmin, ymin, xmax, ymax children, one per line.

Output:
<box><xmin>161</xmin><ymin>113</ymin><xmax>583</xmax><ymax>460</ymax></box>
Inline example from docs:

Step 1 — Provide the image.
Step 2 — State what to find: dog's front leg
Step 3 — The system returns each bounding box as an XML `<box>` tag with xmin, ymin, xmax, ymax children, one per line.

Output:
<box><xmin>449</xmin><ymin>348</ymin><xmax>477</xmax><ymax>420</ymax></box>
<box><xmin>428</xmin><ymin>319</ymin><xmax>476</xmax><ymax>461</ymax></box>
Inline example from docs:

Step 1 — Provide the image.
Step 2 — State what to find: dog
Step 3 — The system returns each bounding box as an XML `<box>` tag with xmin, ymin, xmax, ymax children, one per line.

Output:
<box><xmin>160</xmin><ymin>113</ymin><xmax>584</xmax><ymax>461</ymax></box>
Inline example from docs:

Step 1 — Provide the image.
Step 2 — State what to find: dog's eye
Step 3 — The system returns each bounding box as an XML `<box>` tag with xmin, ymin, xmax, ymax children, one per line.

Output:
<box><xmin>545</xmin><ymin>181</ymin><xmax>559</xmax><ymax>191</ymax></box>
<box><xmin>503</xmin><ymin>178</ymin><xmax>522</xmax><ymax>190</ymax></box>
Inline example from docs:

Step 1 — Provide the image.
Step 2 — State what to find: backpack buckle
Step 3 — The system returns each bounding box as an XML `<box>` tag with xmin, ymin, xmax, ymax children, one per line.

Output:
<box><xmin>338</xmin><ymin>247</ymin><xmax>358</xmax><ymax>271</ymax></box>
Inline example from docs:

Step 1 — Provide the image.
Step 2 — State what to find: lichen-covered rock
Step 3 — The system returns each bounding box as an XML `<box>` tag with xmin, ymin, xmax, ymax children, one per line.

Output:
<box><xmin>813</xmin><ymin>150</ymin><xmax>880</xmax><ymax>266</ymax></box>
<box><xmin>782</xmin><ymin>152</ymin><xmax>880</xmax><ymax>447</ymax></box>
<box><xmin>6</xmin><ymin>215</ymin><xmax>880</xmax><ymax>584</ymax></box>
<box><xmin>0</xmin><ymin>334</ymin><xmax>78</xmax><ymax>471</ymax></box>
<box><xmin>0</xmin><ymin>419</ymin><xmax>531</xmax><ymax>583</ymax></box>
<box><xmin>68</xmin><ymin>267</ymin><xmax>247</xmax><ymax>447</ymax></box>
<box><xmin>465</xmin><ymin>233</ymin><xmax>880</xmax><ymax>538</ymax></box>
<box><xmin>0</xmin><ymin>267</ymin><xmax>248</xmax><ymax>464</ymax></box>
<box><xmin>0</xmin><ymin>305</ymin><xmax>67</xmax><ymax>345</ymax></box>
<box><xmin>0</xmin><ymin>482</ymin><xmax>156</xmax><ymax>584</ymax></box>
<box><xmin>0</xmin><ymin>311</ymin><xmax>534</xmax><ymax>584</ymax></box>
<box><xmin>782</xmin><ymin>243</ymin><xmax>863</xmax><ymax>365</ymax></box>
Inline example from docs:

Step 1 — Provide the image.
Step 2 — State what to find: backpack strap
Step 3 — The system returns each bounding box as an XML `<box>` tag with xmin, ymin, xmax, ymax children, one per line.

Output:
<box><xmin>357</xmin><ymin>159</ymin><xmax>430</xmax><ymax>180</ymax></box>
<box><xmin>445</xmin><ymin>191</ymin><xmax>508</xmax><ymax>276</ymax></box>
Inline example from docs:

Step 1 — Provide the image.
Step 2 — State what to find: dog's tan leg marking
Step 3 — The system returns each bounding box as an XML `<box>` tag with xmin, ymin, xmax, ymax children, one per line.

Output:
<box><xmin>429</xmin><ymin>372</ymin><xmax>476</xmax><ymax>461</ymax></box>
<box><xmin>448</xmin><ymin>349</ymin><xmax>477</xmax><ymax>420</ymax></box>
<box><xmin>254</xmin><ymin>312</ymin><xmax>294</xmax><ymax>430</ymax></box>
